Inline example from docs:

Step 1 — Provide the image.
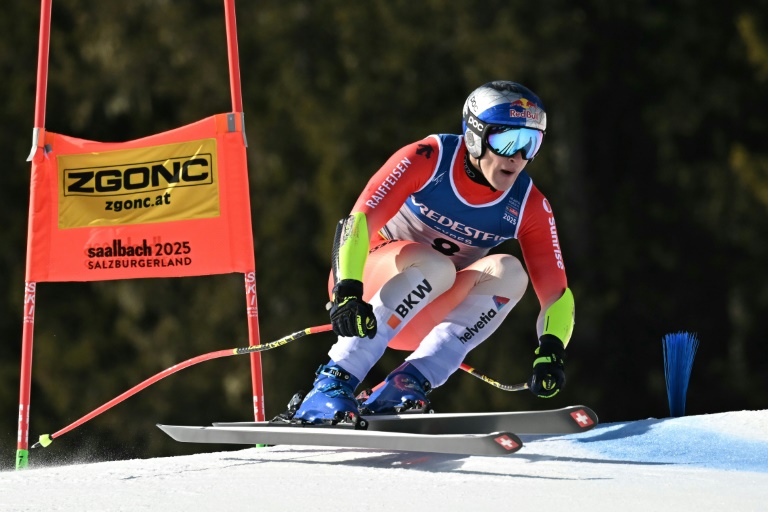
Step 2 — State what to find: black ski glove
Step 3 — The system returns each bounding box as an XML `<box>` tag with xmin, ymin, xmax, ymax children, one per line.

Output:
<box><xmin>327</xmin><ymin>279</ymin><xmax>377</xmax><ymax>339</ymax></box>
<box><xmin>529</xmin><ymin>334</ymin><xmax>566</xmax><ymax>398</ymax></box>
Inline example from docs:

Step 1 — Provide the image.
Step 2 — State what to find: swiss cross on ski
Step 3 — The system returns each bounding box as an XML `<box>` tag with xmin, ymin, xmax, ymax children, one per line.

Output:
<box><xmin>570</xmin><ymin>409</ymin><xmax>595</xmax><ymax>427</ymax></box>
<box><xmin>494</xmin><ymin>434</ymin><xmax>520</xmax><ymax>451</ymax></box>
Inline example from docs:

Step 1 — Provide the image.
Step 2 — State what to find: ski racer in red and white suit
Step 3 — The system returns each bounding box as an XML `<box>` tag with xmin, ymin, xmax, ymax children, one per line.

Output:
<box><xmin>292</xmin><ymin>81</ymin><xmax>575</xmax><ymax>424</ymax></box>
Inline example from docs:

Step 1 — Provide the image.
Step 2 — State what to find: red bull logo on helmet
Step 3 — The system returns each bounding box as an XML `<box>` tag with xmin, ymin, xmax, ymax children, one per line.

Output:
<box><xmin>509</xmin><ymin>98</ymin><xmax>542</xmax><ymax>122</ymax></box>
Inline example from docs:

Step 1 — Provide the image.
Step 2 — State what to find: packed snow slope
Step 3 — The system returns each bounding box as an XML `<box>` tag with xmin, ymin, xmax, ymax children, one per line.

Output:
<box><xmin>2</xmin><ymin>409</ymin><xmax>767</xmax><ymax>512</ymax></box>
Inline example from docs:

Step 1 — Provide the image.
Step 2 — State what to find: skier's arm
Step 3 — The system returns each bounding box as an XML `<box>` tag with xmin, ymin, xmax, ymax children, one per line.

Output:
<box><xmin>541</xmin><ymin>288</ymin><xmax>575</xmax><ymax>347</ymax></box>
<box><xmin>328</xmin><ymin>212</ymin><xmax>377</xmax><ymax>338</ymax></box>
<box><xmin>517</xmin><ymin>188</ymin><xmax>574</xmax><ymax>347</ymax></box>
<box><xmin>517</xmin><ymin>188</ymin><xmax>574</xmax><ymax>398</ymax></box>
<box><xmin>331</xmin><ymin>212</ymin><xmax>369</xmax><ymax>287</ymax></box>
<box><xmin>331</xmin><ymin>137</ymin><xmax>440</xmax><ymax>284</ymax></box>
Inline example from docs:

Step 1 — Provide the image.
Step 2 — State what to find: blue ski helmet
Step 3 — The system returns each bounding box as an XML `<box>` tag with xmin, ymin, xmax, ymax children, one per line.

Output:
<box><xmin>462</xmin><ymin>81</ymin><xmax>547</xmax><ymax>159</ymax></box>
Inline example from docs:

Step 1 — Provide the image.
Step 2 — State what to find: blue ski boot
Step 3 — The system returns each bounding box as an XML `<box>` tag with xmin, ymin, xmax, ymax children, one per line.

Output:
<box><xmin>292</xmin><ymin>363</ymin><xmax>361</xmax><ymax>425</ymax></box>
<box><xmin>360</xmin><ymin>362</ymin><xmax>432</xmax><ymax>414</ymax></box>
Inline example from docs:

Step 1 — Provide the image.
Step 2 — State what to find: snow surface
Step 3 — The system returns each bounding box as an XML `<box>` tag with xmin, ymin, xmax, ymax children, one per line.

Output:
<box><xmin>2</xmin><ymin>410</ymin><xmax>768</xmax><ymax>512</ymax></box>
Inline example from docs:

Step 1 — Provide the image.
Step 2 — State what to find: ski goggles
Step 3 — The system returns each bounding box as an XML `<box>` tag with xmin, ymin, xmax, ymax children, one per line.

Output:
<box><xmin>485</xmin><ymin>126</ymin><xmax>544</xmax><ymax>160</ymax></box>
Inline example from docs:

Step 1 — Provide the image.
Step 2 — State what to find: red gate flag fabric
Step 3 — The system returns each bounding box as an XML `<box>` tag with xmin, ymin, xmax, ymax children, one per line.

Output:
<box><xmin>25</xmin><ymin>113</ymin><xmax>255</xmax><ymax>282</ymax></box>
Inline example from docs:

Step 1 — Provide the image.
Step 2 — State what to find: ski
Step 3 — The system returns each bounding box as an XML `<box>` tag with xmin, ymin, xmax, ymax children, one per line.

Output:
<box><xmin>364</xmin><ymin>405</ymin><xmax>598</xmax><ymax>435</ymax></box>
<box><xmin>157</xmin><ymin>424</ymin><xmax>523</xmax><ymax>457</ymax></box>
<box><xmin>213</xmin><ymin>405</ymin><xmax>598</xmax><ymax>436</ymax></box>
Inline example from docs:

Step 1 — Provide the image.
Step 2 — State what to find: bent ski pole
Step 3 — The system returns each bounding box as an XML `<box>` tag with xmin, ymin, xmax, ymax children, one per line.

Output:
<box><xmin>459</xmin><ymin>363</ymin><xmax>529</xmax><ymax>392</ymax></box>
<box><xmin>32</xmin><ymin>324</ymin><xmax>333</xmax><ymax>449</ymax></box>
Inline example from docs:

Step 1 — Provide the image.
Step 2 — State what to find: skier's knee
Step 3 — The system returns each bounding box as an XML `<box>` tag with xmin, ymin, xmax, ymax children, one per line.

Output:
<box><xmin>474</xmin><ymin>254</ymin><xmax>528</xmax><ymax>301</ymax></box>
<box><xmin>497</xmin><ymin>254</ymin><xmax>528</xmax><ymax>299</ymax></box>
<box><xmin>399</xmin><ymin>245</ymin><xmax>457</xmax><ymax>296</ymax></box>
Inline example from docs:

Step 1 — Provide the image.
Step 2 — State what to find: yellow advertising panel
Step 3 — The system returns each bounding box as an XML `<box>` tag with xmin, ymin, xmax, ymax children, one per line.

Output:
<box><xmin>57</xmin><ymin>139</ymin><xmax>220</xmax><ymax>229</ymax></box>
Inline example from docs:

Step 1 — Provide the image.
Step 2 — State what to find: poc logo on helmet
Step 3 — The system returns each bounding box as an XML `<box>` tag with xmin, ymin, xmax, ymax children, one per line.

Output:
<box><xmin>466</xmin><ymin>115</ymin><xmax>484</xmax><ymax>132</ymax></box>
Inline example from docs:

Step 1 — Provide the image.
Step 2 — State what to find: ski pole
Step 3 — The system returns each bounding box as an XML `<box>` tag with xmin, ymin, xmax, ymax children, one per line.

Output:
<box><xmin>32</xmin><ymin>324</ymin><xmax>333</xmax><ymax>449</ymax></box>
<box><xmin>459</xmin><ymin>363</ymin><xmax>529</xmax><ymax>392</ymax></box>
<box><xmin>363</xmin><ymin>362</ymin><xmax>528</xmax><ymax>395</ymax></box>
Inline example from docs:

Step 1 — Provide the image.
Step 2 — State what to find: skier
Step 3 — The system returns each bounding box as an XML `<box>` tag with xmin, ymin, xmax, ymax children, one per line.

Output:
<box><xmin>291</xmin><ymin>81</ymin><xmax>575</xmax><ymax>424</ymax></box>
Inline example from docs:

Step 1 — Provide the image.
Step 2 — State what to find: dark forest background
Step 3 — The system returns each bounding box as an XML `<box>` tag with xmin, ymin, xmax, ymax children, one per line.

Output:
<box><xmin>2</xmin><ymin>1</ymin><xmax>767</xmax><ymax>469</ymax></box>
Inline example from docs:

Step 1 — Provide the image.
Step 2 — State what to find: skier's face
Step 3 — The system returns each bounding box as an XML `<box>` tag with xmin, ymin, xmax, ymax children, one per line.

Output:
<box><xmin>476</xmin><ymin>149</ymin><xmax>528</xmax><ymax>191</ymax></box>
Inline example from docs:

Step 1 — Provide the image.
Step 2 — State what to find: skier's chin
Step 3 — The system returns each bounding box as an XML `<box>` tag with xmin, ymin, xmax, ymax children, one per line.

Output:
<box><xmin>492</xmin><ymin>170</ymin><xmax>518</xmax><ymax>191</ymax></box>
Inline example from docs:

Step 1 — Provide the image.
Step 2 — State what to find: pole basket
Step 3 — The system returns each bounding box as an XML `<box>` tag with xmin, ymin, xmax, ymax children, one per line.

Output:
<box><xmin>662</xmin><ymin>331</ymin><xmax>700</xmax><ymax>417</ymax></box>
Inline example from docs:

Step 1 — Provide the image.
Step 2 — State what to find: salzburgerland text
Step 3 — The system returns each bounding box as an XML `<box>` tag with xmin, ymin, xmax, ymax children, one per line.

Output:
<box><xmin>85</xmin><ymin>238</ymin><xmax>193</xmax><ymax>270</ymax></box>
<box><xmin>87</xmin><ymin>257</ymin><xmax>192</xmax><ymax>270</ymax></box>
